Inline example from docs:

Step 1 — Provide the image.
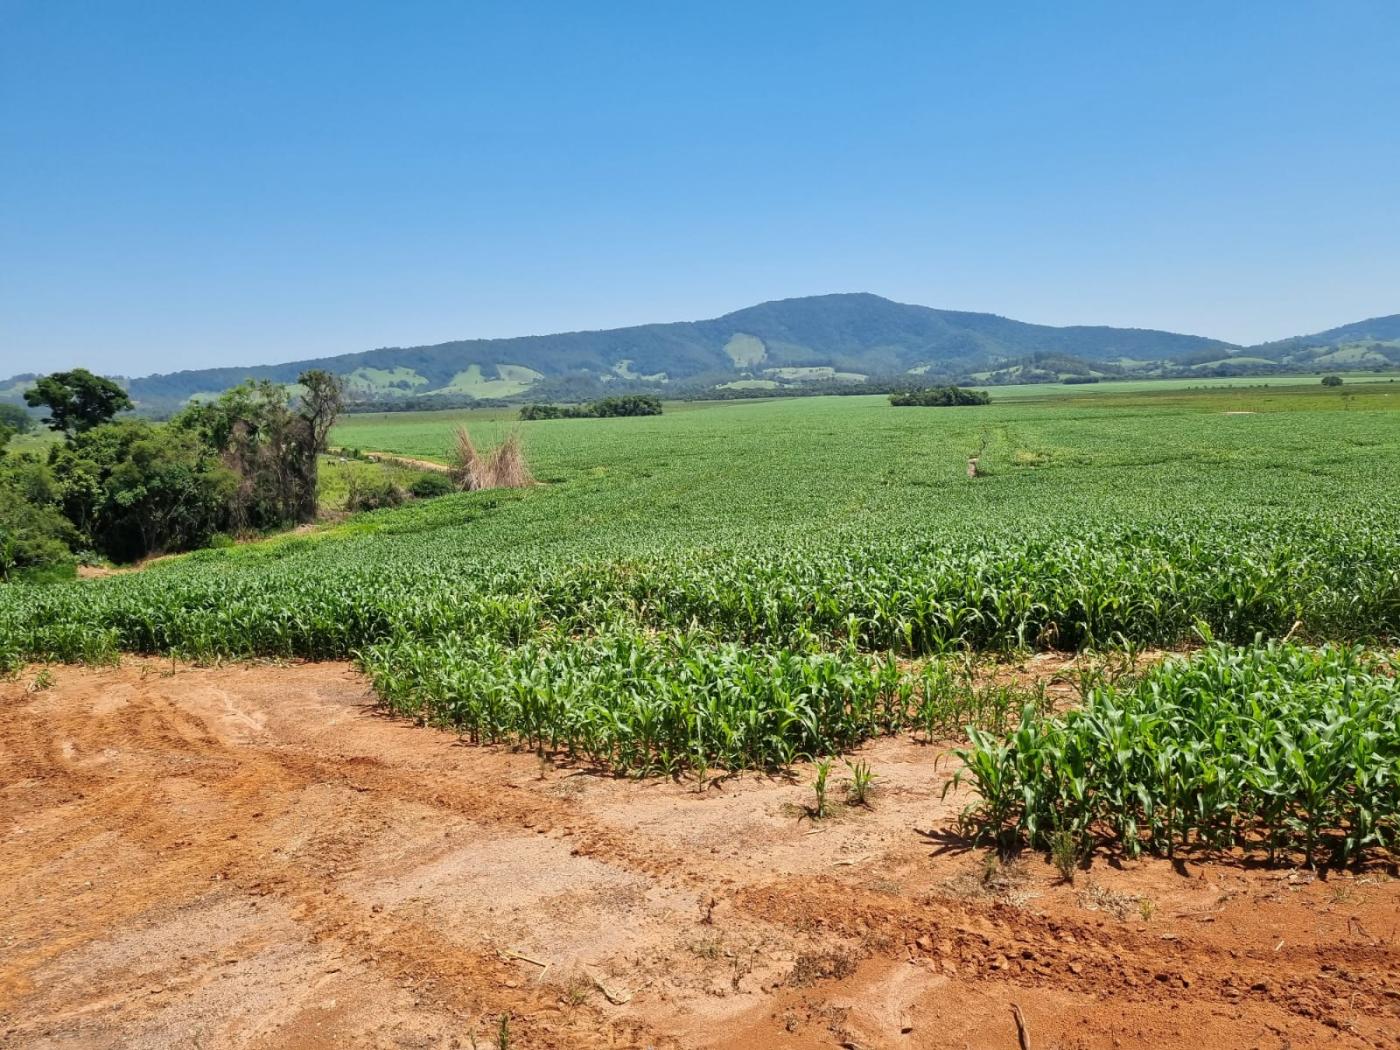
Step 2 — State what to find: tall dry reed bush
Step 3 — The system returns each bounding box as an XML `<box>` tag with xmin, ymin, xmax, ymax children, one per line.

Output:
<box><xmin>450</xmin><ymin>425</ymin><xmax>533</xmax><ymax>491</ymax></box>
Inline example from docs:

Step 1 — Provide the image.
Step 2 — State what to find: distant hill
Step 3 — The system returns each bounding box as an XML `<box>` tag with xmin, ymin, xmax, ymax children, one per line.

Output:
<box><xmin>1246</xmin><ymin>314</ymin><xmax>1400</xmax><ymax>372</ymax></box>
<box><xmin>4</xmin><ymin>294</ymin><xmax>1396</xmax><ymax>411</ymax></box>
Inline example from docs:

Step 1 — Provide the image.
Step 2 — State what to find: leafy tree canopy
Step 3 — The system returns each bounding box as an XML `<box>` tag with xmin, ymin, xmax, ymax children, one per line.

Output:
<box><xmin>49</xmin><ymin>419</ymin><xmax>233</xmax><ymax>562</ymax></box>
<box><xmin>24</xmin><ymin>369</ymin><xmax>133</xmax><ymax>435</ymax></box>
<box><xmin>0</xmin><ymin>404</ymin><xmax>34</xmax><ymax>434</ymax></box>
<box><xmin>519</xmin><ymin>394</ymin><xmax>663</xmax><ymax>420</ymax></box>
<box><xmin>888</xmin><ymin>386</ymin><xmax>991</xmax><ymax>407</ymax></box>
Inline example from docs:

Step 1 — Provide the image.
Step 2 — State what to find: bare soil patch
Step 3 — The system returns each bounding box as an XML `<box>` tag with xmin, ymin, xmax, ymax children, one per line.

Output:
<box><xmin>342</xmin><ymin>449</ymin><xmax>453</xmax><ymax>474</ymax></box>
<box><xmin>2</xmin><ymin>662</ymin><xmax>1397</xmax><ymax>1049</ymax></box>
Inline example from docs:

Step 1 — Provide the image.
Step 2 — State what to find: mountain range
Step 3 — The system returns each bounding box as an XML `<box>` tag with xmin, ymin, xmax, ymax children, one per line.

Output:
<box><xmin>4</xmin><ymin>293</ymin><xmax>1398</xmax><ymax>412</ymax></box>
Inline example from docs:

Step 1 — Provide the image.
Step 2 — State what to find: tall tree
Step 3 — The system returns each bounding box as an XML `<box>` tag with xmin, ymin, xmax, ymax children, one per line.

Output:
<box><xmin>173</xmin><ymin>372</ymin><xmax>344</xmax><ymax>529</ymax></box>
<box><xmin>24</xmin><ymin>369</ymin><xmax>133</xmax><ymax>436</ymax></box>
<box><xmin>174</xmin><ymin>381</ymin><xmax>301</xmax><ymax>531</ymax></box>
<box><xmin>293</xmin><ymin>370</ymin><xmax>345</xmax><ymax>522</ymax></box>
<box><xmin>46</xmin><ymin>420</ymin><xmax>232</xmax><ymax>562</ymax></box>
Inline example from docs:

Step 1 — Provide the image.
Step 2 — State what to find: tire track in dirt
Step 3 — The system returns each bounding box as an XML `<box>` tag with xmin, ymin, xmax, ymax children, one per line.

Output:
<box><xmin>9</xmin><ymin>664</ymin><xmax>1400</xmax><ymax>1050</ymax></box>
<box><xmin>734</xmin><ymin>875</ymin><xmax>1400</xmax><ymax>1045</ymax></box>
<box><xmin>1</xmin><ymin>674</ymin><xmax>686</xmax><ymax>1048</ymax></box>
<box><xmin>265</xmin><ymin>747</ymin><xmax>711</xmax><ymax>887</ymax></box>
<box><xmin>206</xmin><ymin>831</ymin><xmax>671</xmax><ymax>1050</ymax></box>
<box><xmin>3</xmin><ymin>672</ymin><xmax>709</xmax><ymax>891</ymax></box>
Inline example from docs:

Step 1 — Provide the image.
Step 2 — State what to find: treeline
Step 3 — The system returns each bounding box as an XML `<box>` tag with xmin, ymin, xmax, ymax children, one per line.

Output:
<box><xmin>888</xmin><ymin>386</ymin><xmax>991</xmax><ymax>407</ymax></box>
<box><xmin>343</xmin><ymin>393</ymin><xmax>512</xmax><ymax>414</ymax></box>
<box><xmin>0</xmin><ymin>404</ymin><xmax>35</xmax><ymax>434</ymax></box>
<box><xmin>519</xmin><ymin>394</ymin><xmax>663</xmax><ymax>420</ymax></box>
<box><xmin>0</xmin><ymin>368</ymin><xmax>344</xmax><ymax>579</ymax></box>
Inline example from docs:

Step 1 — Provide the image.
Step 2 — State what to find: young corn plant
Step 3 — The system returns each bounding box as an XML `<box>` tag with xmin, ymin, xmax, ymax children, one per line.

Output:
<box><xmin>845</xmin><ymin>759</ymin><xmax>875</xmax><ymax>807</ymax></box>
<box><xmin>812</xmin><ymin>758</ymin><xmax>833</xmax><ymax>819</ymax></box>
<box><xmin>950</xmin><ymin>642</ymin><xmax>1400</xmax><ymax>868</ymax></box>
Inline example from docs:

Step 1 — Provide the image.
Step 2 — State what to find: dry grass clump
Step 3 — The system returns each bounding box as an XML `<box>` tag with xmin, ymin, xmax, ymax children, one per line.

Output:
<box><xmin>941</xmin><ymin>853</ymin><xmax>1037</xmax><ymax>908</ymax></box>
<box><xmin>1077</xmin><ymin>881</ymin><xmax>1151</xmax><ymax>921</ymax></box>
<box><xmin>450</xmin><ymin>425</ymin><xmax>533</xmax><ymax>491</ymax></box>
<box><xmin>786</xmin><ymin>948</ymin><xmax>858</xmax><ymax>987</ymax></box>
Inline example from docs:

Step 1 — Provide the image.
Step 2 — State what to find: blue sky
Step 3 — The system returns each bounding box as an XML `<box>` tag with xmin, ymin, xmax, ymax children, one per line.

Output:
<box><xmin>2</xmin><ymin>1</ymin><xmax>1398</xmax><ymax>376</ymax></box>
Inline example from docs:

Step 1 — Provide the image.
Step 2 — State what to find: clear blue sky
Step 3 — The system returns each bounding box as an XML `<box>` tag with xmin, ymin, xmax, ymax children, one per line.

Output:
<box><xmin>3</xmin><ymin>1</ymin><xmax>1398</xmax><ymax>377</ymax></box>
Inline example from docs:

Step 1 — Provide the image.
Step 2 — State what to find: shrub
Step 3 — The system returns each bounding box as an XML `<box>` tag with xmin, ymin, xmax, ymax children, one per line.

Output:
<box><xmin>0</xmin><ymin>489</ymin><xmax>75</xmax><ymax>581</ymax></box>
<box><xmin>519</xmin><ymin>395</ymin><xmax>663</xmax><ymax>420</ymax></box>
<box><xmin>590</xmin><ymin>394</ymin><xmax>662</xmax><ymax>417</ymax></box>
<box><xmin>1321</xmin><ymin>375</ymin><xmax>1343</xmax><ymax>387</ymax></box>
<box><xmin>48</xmin><ymin>420</ymin><xmax>233</xmax><ymax>562</ymax></box>
<box><xmin>519</xmin><ymin>403</ymin><xmax>570</xmax><ymax>421</ymax></box>
<box><xmin>345</xmin><ymin>476</ymin><xmax>406</xmax><ymax>512</ymax></box>
<box><xmin>889</xmin><ymin>386</ymin><xmax>991</xmax><ymax>407</ymax></box>
<box><xmin>408</xmin><ymin>473</ymin><xmax>454</xmax><ymax>499</ymax></box>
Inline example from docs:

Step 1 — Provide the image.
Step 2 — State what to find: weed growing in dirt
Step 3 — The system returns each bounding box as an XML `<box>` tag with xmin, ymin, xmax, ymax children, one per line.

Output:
<box><xmin>26</xmin><ymin>667</ymin><xmax>54</xmax><ymax>693</ymax></box>
<box><xmin>688</xmin><ymin>934</ymin><xmax>724</xmax><ymax>960</ymax></box>
<box><xmin>1048</xmin><ymin>828</ymin><xmax>1086</xmax><ymax>883</ymax></box>
<box><xmin>812</xmin><ymin>758</ymin><xmax>833</xmax><ymax>819</ymax></box>
<box><xmin>559</xmin><ymin>975</ymin><xmax>591</xmax><ymax>1007</ymax></box>
<box><xmin>693</xmin><ymin>751</ymin><xmax>709</xmax><ymax>794</ymax></box>
<box><xmin>844</xmin><ymin>759</ymin><xmax>875</xmax><ymax>806</ymax></box>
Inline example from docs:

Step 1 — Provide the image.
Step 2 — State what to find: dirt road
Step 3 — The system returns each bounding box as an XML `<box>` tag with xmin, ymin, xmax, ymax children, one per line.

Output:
<box><xmin>3</xmin><ymin>662</ymin><xmax>1398</xmax><ymax>1049</ymax></box>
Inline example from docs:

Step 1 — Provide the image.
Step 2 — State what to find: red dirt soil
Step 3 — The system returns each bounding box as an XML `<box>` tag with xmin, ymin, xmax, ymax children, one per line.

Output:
<box><xmin>2</xmin><ymin>661</ymin><xmax>1397</xmax><ymax>1049</ymax></box>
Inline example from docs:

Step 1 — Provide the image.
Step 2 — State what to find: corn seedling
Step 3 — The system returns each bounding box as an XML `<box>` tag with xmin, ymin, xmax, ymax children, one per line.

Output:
<box><xmin>812</xmin><ymin>758</ymin><xmax>832</xmax><ymax>819</ymax></box>
<box><xmin>844</xmin><ymin>759</ymin><xmax>875</xmax><ymax>806</ymax></box>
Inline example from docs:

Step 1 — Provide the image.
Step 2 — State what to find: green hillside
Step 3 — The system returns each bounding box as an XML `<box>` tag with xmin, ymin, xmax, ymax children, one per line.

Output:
<box><xmin>1247</xmin><ymin>313</ymin><xmax>1400</xmax><ymax>370</ymax></box>
<box><xmin>5</xmin><ymin>295</ymin><xmax>1397</xmax><ymax>413</ymax></box>
<box><xmin>0</xmin><ymin>294</ymin><xmax>1235</xmax><ymax>411</ymax></box>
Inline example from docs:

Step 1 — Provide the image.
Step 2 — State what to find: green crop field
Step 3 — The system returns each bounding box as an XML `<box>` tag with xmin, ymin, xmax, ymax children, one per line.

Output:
<box><xmin>4</xmin><ymin>382</ymin><xmax>1399</xmax><ymax>864</ymax></box>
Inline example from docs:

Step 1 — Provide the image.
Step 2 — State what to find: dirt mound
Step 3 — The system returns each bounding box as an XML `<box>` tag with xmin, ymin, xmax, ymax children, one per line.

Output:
<box><xmin>2</xmin><ymin>662</ymin><xmax>1396</xmax><ymax>1048</ymax></box>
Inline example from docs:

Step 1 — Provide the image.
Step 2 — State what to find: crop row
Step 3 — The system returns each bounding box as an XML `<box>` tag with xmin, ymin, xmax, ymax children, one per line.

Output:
<box><xmin>2</xmin><ymin>512</ymin><xmax>1397</xmax><ymax>673</ymax></box>
<box><xmin>361</xmin><ymin>629</ymin><xmax>1036</xmax><ymax>773</ymax></box>
<box><xmin>951</xmin><ymin>640</ymin><xmax>1400</xmax><ymax>865</ymax></box>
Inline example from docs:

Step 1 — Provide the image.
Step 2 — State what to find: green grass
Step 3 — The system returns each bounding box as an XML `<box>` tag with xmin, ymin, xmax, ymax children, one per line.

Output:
<box><xmin>969</xmin><ymin>373</ymin><xmax>1400</xmax><ymax>401</ymax></box>
<box><xmin>4</xmin><ymin>430</ymin><xmax>61</xmax><ymax>457</ymax></box>
<box><xmin>439</xmin><ymin>364</ymin><xmax>540</xmax><ymax>398</ymax></box>
<box><xmin>330</xmin><ymin>387</ymin><xmax>1400</xmax><ymax>529</ymax></box>
<box><xmin>344</xmin><ymin>366</ymin><xmax>430</xmax><ymax>394</ymax></box>
<box><xmin>316</xmin><ymin>455</ymin><xmax>442</xmax><ymax>512</ymax></box>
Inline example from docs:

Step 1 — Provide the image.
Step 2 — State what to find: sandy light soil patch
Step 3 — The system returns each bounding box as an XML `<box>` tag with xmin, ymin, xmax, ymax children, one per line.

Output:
<box><xmin>2</xmin><ymin>662</ymin><xmax>1398</xmax><ymax>1049</ymax></box>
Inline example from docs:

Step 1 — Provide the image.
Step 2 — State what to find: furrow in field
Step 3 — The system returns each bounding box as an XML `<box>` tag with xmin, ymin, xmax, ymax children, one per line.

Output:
<box><xmin>733</xmin><ymin>875</ymin><xmax>1400</xmax><ymax>1044</ymax></box>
